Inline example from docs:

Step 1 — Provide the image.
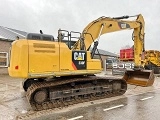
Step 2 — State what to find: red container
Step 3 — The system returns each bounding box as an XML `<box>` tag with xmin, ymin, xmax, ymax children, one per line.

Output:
<box><xmin>120</xmin><ymin>49</ymin><xmax>125</xmax><ymax>59</ymax></box>
<box><xmin>120</xmin><ymin>48</ymin><xmax>134</xmax><ymax>60</ymax></box>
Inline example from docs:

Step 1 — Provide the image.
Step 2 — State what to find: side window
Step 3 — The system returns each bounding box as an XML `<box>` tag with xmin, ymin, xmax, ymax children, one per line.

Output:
<box><xmin>0</xmin><ymin>52</ymin><xmax>8</xmax><ymax>67</ymax></box>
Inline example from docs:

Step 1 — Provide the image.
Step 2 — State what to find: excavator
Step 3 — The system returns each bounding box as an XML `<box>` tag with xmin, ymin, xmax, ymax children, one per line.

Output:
<box><xmin>144</xmin><ymin>50</ymin><xmax>160</xmax><ymax>74</ymax></box>
<box><xmin>8</xmin><ymin>14</ymin><xmax>154</xmax><ymax>111</ymax></box>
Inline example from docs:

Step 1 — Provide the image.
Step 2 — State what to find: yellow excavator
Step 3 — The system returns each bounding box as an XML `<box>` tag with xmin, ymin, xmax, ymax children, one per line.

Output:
<box><xmin>144</xmin><ymin>50</ymin><xmax>160</xmax><ymax>74</ymax></box>
<box><xmin>8</xmin><ymin>14</ymin><xmax>154</xmax><ymax>111</ymax></box>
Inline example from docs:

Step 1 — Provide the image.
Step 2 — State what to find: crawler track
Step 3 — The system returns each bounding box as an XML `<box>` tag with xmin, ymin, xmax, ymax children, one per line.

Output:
<box><xmin>26</xmin><ymin>76</ymin><xmax>127</xmax><ymax>111</ymax></box>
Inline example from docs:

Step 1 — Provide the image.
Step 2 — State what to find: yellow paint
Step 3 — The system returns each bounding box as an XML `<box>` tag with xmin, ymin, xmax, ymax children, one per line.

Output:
<box><xmin>72</xmin><ymin>14</ymin><xmax>145</xmax><ymax>68</ymax></box>
<box><xmin>8</xmin><ymin>40</ymin><xmax>102</xmax><ymax>79</ymax></box>
<box><xmin>8</xmin><ymin>40</ymin><xmax>28</xmax><ymax>78</ymax></box>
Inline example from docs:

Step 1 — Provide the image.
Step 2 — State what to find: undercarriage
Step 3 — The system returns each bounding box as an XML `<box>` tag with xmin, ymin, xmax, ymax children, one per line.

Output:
<box><xmin>24</xmin><ymin>76</ymin><xmax>127</xmax><ymax>111</ymax></box>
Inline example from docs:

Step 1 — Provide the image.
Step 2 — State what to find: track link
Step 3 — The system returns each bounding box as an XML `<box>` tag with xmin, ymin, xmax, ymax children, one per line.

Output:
<box><xmin>26</xmin><ymin>76</ymin><xmax>127</xmax><ymax>111</ymax></box>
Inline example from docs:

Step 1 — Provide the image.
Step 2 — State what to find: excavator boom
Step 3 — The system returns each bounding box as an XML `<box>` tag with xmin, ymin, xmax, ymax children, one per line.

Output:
<box><xmin>72</xmin><ymin>14</ymin><xmax>154</xmax><ymax>87</ymax></box>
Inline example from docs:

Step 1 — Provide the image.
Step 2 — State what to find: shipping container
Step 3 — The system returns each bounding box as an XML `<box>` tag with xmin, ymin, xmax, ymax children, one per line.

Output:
<box><xmin>120</xmin><ymin>48</ymin><xmax>134</xmax><ymax>61</ymax></box>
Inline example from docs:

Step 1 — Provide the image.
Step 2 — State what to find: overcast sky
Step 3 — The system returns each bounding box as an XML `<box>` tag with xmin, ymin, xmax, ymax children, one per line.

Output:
<box><xmin>0</xmin><ymin>0</ymin><xmax>160</xmax><ymax>53</ymax></box>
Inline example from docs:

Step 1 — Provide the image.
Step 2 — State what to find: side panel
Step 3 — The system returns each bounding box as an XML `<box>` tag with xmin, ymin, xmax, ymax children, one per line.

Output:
<box><xmin>28</xmin><ymin>40</ymin><xmax>60</xmax><ymax>77</ymax></box>
<box><xmin>8</xmin><ymin>40</ymin><xmax>102</xmax><ymax>78</ymax></box>
<box><xmin>59</xmin><ymin>45</ymin><xmax>101</xmax><ymax>75</ymax></box>
<box><xmin>86</xmin><ymin>51</ymin><xmax>102</xmax><ymax>70</ymax></box>
<box><xmin>8</xmin><ymin>40</ymin><xmax>28</xmax><ymax>78</ymax></box>
<box><xmin>59</xmin><ymin>43</ymin><xmax>73</xmax><ymax>71</ymax></box>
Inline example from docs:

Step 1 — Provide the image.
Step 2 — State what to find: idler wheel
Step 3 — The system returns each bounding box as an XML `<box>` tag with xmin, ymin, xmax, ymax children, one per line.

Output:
<box><xmin>33</xmin><ymin>89</ymin><xmax>47</xmax><ymax>104</ymax></box>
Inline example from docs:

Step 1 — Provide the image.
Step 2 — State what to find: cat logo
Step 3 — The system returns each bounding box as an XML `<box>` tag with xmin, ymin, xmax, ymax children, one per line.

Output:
<box><xmin>118</xmin><ymin>22</ymin><xmax>130</xmax><ymax>29</ymax></box>
<box><xmin>120</xmin><ymin>23</ymin><xmax>127</xmax><ymax>28</ymax></box>
<box><xmin>74</xmin><ymin>52</ymin><xmax>85</xmax><ymax>60</ymax></box>
<box><xmin>72</xmin><ymin>51</ymin><xmax>86</xmax><ymax>69</ymax></box>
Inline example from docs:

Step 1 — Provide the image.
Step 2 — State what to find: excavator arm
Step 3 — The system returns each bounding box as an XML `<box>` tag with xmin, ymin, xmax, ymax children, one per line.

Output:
<box><xmin>72</xmin><ymin>14</ymin><xmax>145</xmax><ymax>67</ymax></box>
<box><xmin>72</xmin><ymin>14</ymin><xmax>154</xmax><ymax>87</ymax></box>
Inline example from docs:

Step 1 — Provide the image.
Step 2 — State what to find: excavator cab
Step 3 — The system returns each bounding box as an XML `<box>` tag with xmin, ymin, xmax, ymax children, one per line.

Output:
<box><xmin>123</xmin><ymin>69</ymin><xmax>155</xmax><ymax>87</ymax></box>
